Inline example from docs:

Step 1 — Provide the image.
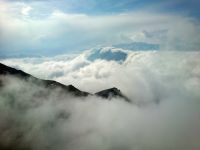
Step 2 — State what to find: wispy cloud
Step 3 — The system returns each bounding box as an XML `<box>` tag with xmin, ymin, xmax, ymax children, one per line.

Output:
<box><xmin>1</xmin><ymin>1</ymin><xmax>200</xmax><ymax>56</ymax></box>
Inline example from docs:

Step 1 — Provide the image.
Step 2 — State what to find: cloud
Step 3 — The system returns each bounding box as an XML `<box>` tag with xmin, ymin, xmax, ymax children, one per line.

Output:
<box><xmin>1</xmin><ymin>1</ymin><xmax>200</xmax><ymax>148</ymax></box>
<box><xmin>1</xmin><ymin>49</ymin><xmax>200</xmax><ymax>105</ymax></box>
<box><xmin>0</xmin><ymin>0</ymin><xmax>200</xmax><ymax>56</ymax></box>
<box><xmin>21</xmin><ymin>5</ymin><xmax>32</xmax><ymax>15</ymax></box>
<box><xmin>1</xmin><ymin>50</ymin><xmax>200</xmax><ymax>150</ymax></box>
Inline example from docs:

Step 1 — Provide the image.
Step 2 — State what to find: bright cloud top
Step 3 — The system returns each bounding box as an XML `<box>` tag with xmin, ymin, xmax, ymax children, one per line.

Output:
<box><xmin>1</xmin><ymin>49</ymin><xmax>200</xmax><ymax>104</ymax></box>
<box><xmin>1</xmin><ymin>50</ymin><xmax>200</xmax><ymax>150</ymax></box>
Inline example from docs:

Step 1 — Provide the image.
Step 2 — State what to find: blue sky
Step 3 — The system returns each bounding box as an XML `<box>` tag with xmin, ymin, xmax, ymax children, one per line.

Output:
<box><xmin>0</xmin><ymin>0</ymin><xmax>200</xmax><ymax>56</ymax></box>
<box><xmin>9</xmin><ymin>0</ymin><xmax>199</xmax><ymax>18</ymax></box>
<box><xmin>8</xmin><ymin>0</ymin><xmax>199</xmax><ymax>16</ymax></box>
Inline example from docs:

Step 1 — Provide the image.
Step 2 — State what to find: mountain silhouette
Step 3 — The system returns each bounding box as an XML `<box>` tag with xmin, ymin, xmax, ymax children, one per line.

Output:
<box><xmin>95</xmin><ymin>87</ymin><xmax>130</xmax><ymax>102</ymax></box>
<box><xmin>0</xmin><ymin>63</ymin><xmax>130</xmax><ymax>101</ymax></box>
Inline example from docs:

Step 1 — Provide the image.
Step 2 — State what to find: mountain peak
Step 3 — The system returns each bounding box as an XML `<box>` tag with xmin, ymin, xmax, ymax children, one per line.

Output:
<box><xmin>0</xmin><ymin>63</ymin><xmax>130</xmax><ymax>102</ymax></box>
<box><xmin>95</xmin><ymin>87</ymin><xmax>130</xmax><ymax>102</ymax></box>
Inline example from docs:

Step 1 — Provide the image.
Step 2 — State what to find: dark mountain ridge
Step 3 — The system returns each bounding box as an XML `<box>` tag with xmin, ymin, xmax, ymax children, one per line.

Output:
<box><xmin>0</xmin><ymin>63</ymin><xmax>130</xmax><ymax>102</ymax></box>
<box><xmin>95</xmin><ymin>87</ymin><xmax>130</xmax><ymax>102</ymax></box>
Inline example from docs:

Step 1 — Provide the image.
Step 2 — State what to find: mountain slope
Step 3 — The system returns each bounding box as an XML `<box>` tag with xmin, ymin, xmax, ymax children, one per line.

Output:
<box><xmin>0</xmin><ymin>63</ymin><xmax>130</xmax><ymax>101</ymax></box>
<box><xmin>95</xmin><ymin>87</ymin><xmax>131</xmax><ymax>102</ymax></box>
<box><xmin>0</xmin><ymin>63</ymin><xmax>90</xmax><ymax>97</ymax></box>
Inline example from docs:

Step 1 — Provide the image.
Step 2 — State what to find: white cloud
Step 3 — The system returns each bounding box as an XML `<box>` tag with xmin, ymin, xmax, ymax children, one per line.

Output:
<box><xmin>21</xmin><ymin>5</ymin><xmax>32</xmax><ymax>15</ymax></box>
<box><xmin>1</xmin><ymin>50</ymin><xmax>200</xmax><ymax>103</ymax></box>
<box><xmin>1</xmin><ymin>1</ymin><xmax>200</xmax><ymax>149</ymax></box>
<box><xmin>0</xmin><ymin>1</ymin><xmax>200</xmax><ymax>54</ymax></box>
<box><xmin>1</xmin><ymin>50</ymin><xmax>200</xmax><ymax>150</ymax></box>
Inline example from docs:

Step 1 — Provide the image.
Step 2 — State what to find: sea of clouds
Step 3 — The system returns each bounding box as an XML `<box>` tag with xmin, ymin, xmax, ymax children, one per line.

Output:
<box><xmin>0</xmin><ymin>49</ymin><xmax>200</xmax><ymax>150</ymax></box>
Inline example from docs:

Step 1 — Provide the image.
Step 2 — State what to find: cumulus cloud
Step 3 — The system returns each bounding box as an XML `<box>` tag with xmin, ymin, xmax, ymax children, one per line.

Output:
<box><xmin>1</xmin><ymin>50</ymin><xmax>200</xmax><ymax>150</ymax></box>
<box><xmin>2</xmin><ymin>49</ymin><xmax>200</xmax><ymax>97</ymax></box>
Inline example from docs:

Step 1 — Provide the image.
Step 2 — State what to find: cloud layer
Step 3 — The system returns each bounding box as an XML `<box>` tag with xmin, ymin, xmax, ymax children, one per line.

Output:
<box><xmin>1</xmin><ymin>50</ymin><xmax>200</xmax><ymax>150</ymax></box>
<box><xmin>1</xmin><ymin>1</ymin><xmax>200</xmax><ymax>149</ymax></box>
<box><xmin>0</xmin><ymin>0</ymin><xmax>200</xmax><ymax>56</ymax></box>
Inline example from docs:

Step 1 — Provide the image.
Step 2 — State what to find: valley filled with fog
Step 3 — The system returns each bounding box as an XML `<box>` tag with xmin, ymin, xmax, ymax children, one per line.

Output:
<box><xmin>1</xmin><ymin>0</ymin><xmax>200</xmax><ymax>149</ymax></box>
<box><xmin>1</xmin><ymin>49</ymin><xmax>200</xmax><ymax>150</ymax></box>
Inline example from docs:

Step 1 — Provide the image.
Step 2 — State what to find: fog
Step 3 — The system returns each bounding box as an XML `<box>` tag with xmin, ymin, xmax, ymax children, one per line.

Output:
<box><xmin>0</xmin><ymin>51</ymin><xmax>200</xmax><ymax>150</ymax></box>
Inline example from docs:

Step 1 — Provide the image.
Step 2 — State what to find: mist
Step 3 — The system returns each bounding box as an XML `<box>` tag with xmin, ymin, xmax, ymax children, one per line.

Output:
<box><xmin>0</xmin><ymin>51</ymin><xmax>200</xmax><ymax>150</ymax></box>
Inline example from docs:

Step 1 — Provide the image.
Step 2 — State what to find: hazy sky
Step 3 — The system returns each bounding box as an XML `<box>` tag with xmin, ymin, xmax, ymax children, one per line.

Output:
<box><xmin>0</xmin><ymin>0</ymin><xmax>200</xmax><ymax>56</ymax></box>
